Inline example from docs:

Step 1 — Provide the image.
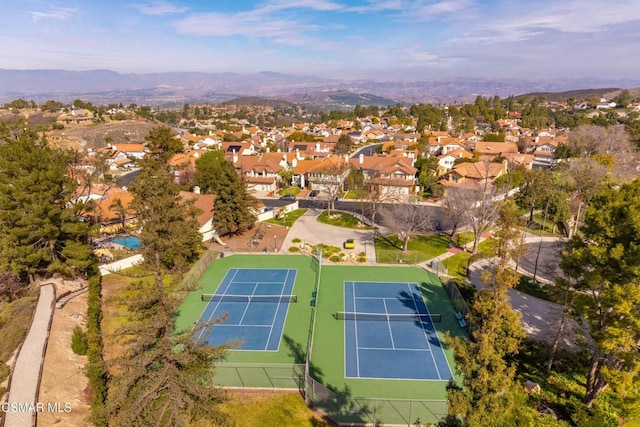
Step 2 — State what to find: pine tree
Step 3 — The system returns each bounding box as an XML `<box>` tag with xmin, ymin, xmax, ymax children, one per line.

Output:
<box><xmin>195</xmin><ymin>151</ymin><xmax>257</xmax><ymax>235</ymax></box>
<box><xmin>108</xmin><ymin>127</ymin><xmax>228</xmax><ymax>426</ymax></box>
<box><xmin>442</xmin><ymin>201</ymin><xmax>528</xmax><ymax>426</ymax></box>
<box><xmin>561</xmin><ymin>179</ymin><xmax>640</xmax><ymax>410</ymax></box>
<box><xmin>0</xmin><ymin>121</ymin><xmax>94</xmax><ymax>282</ymax></box>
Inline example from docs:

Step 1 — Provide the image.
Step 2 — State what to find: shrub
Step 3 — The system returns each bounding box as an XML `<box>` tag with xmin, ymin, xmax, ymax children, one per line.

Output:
<box><xmin>357</xmin><ymin>256</ymin><xmax>367</xmax><ymax>263</ymax></box>
<box><xmin>288</xmin><ymin>246</ymin><xmax>300</xmax><ymax>253</ymax></box>
<box><xmin>330</xmin><ymin>255</ymin><xmax>341</xmax><ymax>262</ymax></box>
<box><xmin>71</xmin><ymin>326</ymin><xmax>88</xmax><ymax>355</ymax></box>
<box><xmin>291</xmin><ymin>237</ymin><xmax>302</xmax><ymax>243</ymax></box>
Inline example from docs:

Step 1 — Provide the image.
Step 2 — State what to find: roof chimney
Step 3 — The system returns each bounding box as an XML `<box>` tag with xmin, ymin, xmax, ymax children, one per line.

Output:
<box><xmin>232</xmin><ymin>149</ymin><xmax>238</xmax><ymax>163</ymax></box>
<box><xmin>359</xmin><ymin>153</ymin><xmax>364</xmax><ymax>165</ymax></box>
<box><xmin>193</xmin><ymin>186</ymin><xmax>201</xmax><ymax>194</ymax></box>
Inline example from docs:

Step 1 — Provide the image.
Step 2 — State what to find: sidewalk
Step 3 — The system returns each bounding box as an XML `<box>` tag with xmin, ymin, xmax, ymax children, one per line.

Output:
<box><xmin>3</xmin><ymin>284</ymin><xmax>55</xmax><ymax>427</ymax></box>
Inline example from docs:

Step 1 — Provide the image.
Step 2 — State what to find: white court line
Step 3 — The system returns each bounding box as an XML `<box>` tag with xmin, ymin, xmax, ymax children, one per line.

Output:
<box><xmin>358</xmin><ymin>346</ymin><xmax>433</xmax><ymax>352</ymax></box>
<box><xmin>407</xmin><ymin>282</ymin><xmax>443</xmax><ymax>380</ymax></box>
<box><xmin>351</xmin><ymin>282</ymin><xmax>361</xmax><ymax>377</ymax></box>
<box><xmin>383</xmin><ymin>299</ymin><xmax>396</xmax><ymax>349</ymax></box>
<box><xmin>237</xmin><ymin>282</ymin><xmax>259</xmax><ymax>325</ymax></box>
<box><xmin>195</xmin><ymin>268</ymin><xmax>240</xmax><ymax>341</ymax></box>
<box><xmin>263</xmin><ymin>269</ymin><xmax>290</xmax><ymax>350</ymax></box>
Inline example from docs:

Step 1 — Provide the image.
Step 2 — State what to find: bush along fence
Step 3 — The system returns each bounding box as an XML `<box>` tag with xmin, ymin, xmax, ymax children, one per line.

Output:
<box><xmin>85</xmin><ymin>263</ymin><xmax>108</xmax><ymax>427</ymax></box>
<box><xmin>176</xmin><ymin>247</ymin><xmax>220</xmax><ymax>292</ymax></box>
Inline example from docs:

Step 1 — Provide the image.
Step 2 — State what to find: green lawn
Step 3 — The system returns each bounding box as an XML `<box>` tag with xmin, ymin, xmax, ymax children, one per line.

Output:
<box><xmin>266</xmin><ymin>208</ymin><xmax>307</xmax><ymax>227</ymax></box>
<box><xmin>317</xmin><ymin>210</ymin><xmax>373</xmax><ymax>229</ymax></box>
<box><xmin>441</xmin><ymin>238</ymin><xmax>498</xmax><ymax>279</ymax></box>
<box><xmin>279</xmin><ymin>187</ymin><xmax>300</xmax><ymax>196</ymax></box>
<box><xmin>343</xmin><ymin>190</ymin><xmax>368</xmax><ymax>200</ymax></box>
<box><xmin>375</xmin><ymin>234</ymin><xmax>450</xmax><ymax>264</ymax></box>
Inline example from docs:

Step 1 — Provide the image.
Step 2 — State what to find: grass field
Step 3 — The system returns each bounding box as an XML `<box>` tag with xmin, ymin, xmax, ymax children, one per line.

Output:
<box><xmin>375</xmin><ymin>234</ymin><xmax>450</xmax><ymax>264</ymax></box>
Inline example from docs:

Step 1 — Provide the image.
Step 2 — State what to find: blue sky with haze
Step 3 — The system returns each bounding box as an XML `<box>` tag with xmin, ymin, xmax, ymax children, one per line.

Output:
<box><xmin>2</xmin><ymin>0</ymin><xmax>639</xmax><ymax>80</ymax></box>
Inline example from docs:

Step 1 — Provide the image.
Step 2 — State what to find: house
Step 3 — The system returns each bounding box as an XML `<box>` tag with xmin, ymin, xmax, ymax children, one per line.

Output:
<box><xmin>473</xmin><ymin>141</ymin><xmax>519</xmax><ymax>161</ymax></box>
<box><xmin>440</xmin><ymin>161</ymin><xmax>507</xmax><ymax>188</ymax></box>
<box><xmin>178</xmin><ymin>190</ymin><xmax>217</xmax><ymax>241</ymax></box>
<box><xmin>306</xmin><ymin>156</ymin><xmax>351</xmax><ymax>193</ymax></box>
<box><xmin>291</xmin><ymin>158</ymin><xmax>323</xmax><ymax>188</ymax></box>
<box><xmin>232</xmin><ymin>152</ymin><xmax>286</xmax><ymax>193</ymax></box>
<box><xmin>437</xmin><ymin>149</ymin><xmax>473</xmax><ymax>176</ymax></box>
<box><xmin>349</xmin><ymin>154</ymin><xmax>417</xmax><ymax>197</ymax></box>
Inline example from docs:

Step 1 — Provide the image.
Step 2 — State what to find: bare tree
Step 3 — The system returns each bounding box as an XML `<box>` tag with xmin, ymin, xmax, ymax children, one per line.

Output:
<box><xmin>443</xmin><ymin>162</ymin><xmax>508</xmax><ymax>254</ymax></box>
<box><xmin>308</xmin><ymin>157</ymin><xmax>349</xmax><ymax>215</ymax></box>
<box><xmin>362</xmin><ymin>180</ymin><xmax>407</xmax><ymax>229</ymax></box>
<box><xmin>381</xmin><ymin>200</ymin><xmax>434</xmax><ymax>251</ymax></box>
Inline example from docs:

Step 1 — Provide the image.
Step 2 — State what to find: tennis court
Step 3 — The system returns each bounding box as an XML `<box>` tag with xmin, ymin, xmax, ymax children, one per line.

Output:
<box><xmin>342</xmin><ymin>281</ymin><xmax>453</xmax><ymax>380</ymax></box>
<box><xmin>196</xmin><ymin>268</ymin><xmax>297</xmax><ymax>351</ymax></box>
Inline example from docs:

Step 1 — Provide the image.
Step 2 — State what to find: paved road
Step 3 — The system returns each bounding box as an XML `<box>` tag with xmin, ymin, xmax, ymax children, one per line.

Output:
<box><xmin>284</xmin><ymin>208</ymin><xmax>383</xmax><ymax>263</ymax></box>
<box><xmin>468</xmin><ymin>258</ymin><xmax>580</xmax><ymax>349</ymax></box>
<box><xmin>3</xmin><ymin>284</ymin><xmax>55</xmax><ymax>427</ymax></box>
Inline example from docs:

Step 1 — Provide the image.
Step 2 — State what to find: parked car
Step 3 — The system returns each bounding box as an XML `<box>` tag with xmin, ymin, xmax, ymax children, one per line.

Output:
<box><xmin>279</xmin><ymin>194</ymin><xmax>296</xmax><ymax>201</ymax></box>
<box><xmin>343</xmin><ymin>239</ymin><xmax>355</xmax><ymax>249</ymax></box>
<box><xmin>309</xmin><ymin>190</ymin><xmax>319</xmax><ymax>197</ymax></box>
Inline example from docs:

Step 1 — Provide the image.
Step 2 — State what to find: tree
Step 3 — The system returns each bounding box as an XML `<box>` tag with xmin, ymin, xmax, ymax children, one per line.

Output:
<box><xmin>380</xmin><ymin>201</ymin><xmax>433</xmax><ymax>251</ymax></box>
<box><xmin>109</xmin><ymin>198</ymin><xmax>128</xmax><ymax>232</ymax></box>
<box><xmin>0</xmin><ymin>122</ymin><xmax>94</xmax><ymax>282</ymax></box>
<box><xmin>109</xmin><ymin>127</ymin><xmax>229</xmax><ymax>425</ymax></box>
<box><xmin>442</xmin><ymin>201</ymin><xmax>528</xmax><ymax>427</ymax></box>
<box><xmin>107</xmin><ymin>278</ymin><xmax>229</xmax><ymax>426</ymax></box>
<box><xmin>560</xmin><ymin>179</ymin><xmax>640</xmax><ymax>409</ymax></box>
<box><xmin>614</xmin><ymin>89</ymin><xmax>631</xmax><ymax>108</ymax></box>
<box><xmin>129</xmin><ymin>126</ymin><xmax>201</xmax><ymax>270</ymax></box>
<box><xmin>195</xmin><ymin>151</ymin><xmax>257</xmax><ymax>235</ymax></box>
<box><xmin>443</xmin><ymin>163</ymin><xmax>506</xmax><ymax>254</ymax></box>
<box><xmin>335</xmin><ymin>134</ymin><xmax>353</xmax><ymax>156</ymax></box>
<box><xmin>515</xmin><ymin>169</ymin><xmax>553</xmax><ymax>222</ymax></box>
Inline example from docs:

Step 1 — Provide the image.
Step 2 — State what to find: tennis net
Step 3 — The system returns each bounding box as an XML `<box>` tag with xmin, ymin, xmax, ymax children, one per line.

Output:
<box><xmin>201</xmin><ymin>294</ymin><xmax>297</xmax><ymax>303</ymax></box>
<box><xmin>334</xmin><ymin>311</ymin><xmax>441</xmax><ymax>323</ymax></box>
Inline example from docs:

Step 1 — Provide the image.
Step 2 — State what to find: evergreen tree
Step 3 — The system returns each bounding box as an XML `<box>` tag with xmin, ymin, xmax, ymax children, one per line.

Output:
<box><xmin>129</xmin><ymin>126</ymin><xmax>201</xmax><ymax>271</ymax></box>
<box><xmin>561</xmin><ymin>179</ymin><xmax>640</xmax><ymax>410</ymax></box>
<box><xmin>442</xmin><ymin>201</ymin><xmax>528</xmax><ymax>426</ymax></box>
<box><xmin>108</xmin><ymin>127</ymin><xmax>228</xmax><ymax>426</ymax></box>
<box><xmin>0</xmin><ymin>121</ymin><xmax>93</xmax><ymax>282</ymax></box>
<box><xmin>195</xmin><ymin>151</ymin><xmax>257</xmax><ymax>235</ymax></box>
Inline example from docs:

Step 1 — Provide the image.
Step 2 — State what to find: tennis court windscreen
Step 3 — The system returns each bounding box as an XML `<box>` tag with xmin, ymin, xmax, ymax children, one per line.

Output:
<box><xmin>335</xmin><ymin>311</ymin><xmax>441</xmax><ymax>322</ymax></box>
<box><xmin>201</xmin><ymin>294</ymin><xmax>297</xmax><ymax>303</ymax></box>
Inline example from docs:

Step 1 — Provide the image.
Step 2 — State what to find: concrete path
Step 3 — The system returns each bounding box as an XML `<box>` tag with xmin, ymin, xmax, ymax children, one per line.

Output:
<box><xmin>468</xmin><ymin>258</ymin><xmax>580</xmax><ymax>348</ymax></box>
<box><xmin>99</xmin><ymin>254</ymin><xmax>144</xmax><ymax>276</ymax></box>
<box><xmin>284</xmin><ymin>208</ymin><xmax>384</xmax><ymax>263</ymax></box>
<box><xmin>3</xmin><ymin>284</ymin><xmax>55</xmax><ymax>427</ymax></box>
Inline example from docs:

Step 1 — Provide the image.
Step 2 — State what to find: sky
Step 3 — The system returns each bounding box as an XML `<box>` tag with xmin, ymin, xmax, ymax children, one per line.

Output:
<box><xmin>1</xmin><ymin>0</ymin><xmax>639</xmax><ymax>80</ymax></box>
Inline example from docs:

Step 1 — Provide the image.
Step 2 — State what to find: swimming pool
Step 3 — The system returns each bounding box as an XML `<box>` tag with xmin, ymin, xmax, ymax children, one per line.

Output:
<box><xmin>104</xmin><ymin>236</ymin><xmax>141</xmax><ymax>249</ymax></box>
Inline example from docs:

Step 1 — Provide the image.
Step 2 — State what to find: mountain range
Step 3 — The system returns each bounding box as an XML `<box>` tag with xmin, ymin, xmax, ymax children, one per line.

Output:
<box><xmin>1</xmin><ymin>69</ymin><xmax>639</xmax><ymax>108</ymax></box>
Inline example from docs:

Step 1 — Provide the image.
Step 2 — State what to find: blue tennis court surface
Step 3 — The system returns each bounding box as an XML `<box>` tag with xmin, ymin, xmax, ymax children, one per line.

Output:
<box><xmin>196</xmin><ymin>268</ymin><xmax>297</xmax><ymax>351</ymax></box>
<box><xmin>344</xmin><ymin>281</ymin><xmax>453</xmax><ymax>380</ymax></box>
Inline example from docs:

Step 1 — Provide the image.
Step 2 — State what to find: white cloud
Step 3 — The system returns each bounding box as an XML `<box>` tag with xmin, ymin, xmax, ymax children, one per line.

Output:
<box><xmin>453</xmin><ymin>0</ymin><xmax>640</xmax><ymax>45</ymax></box>
<box><xmin>133</xmin><ymin>1</ymin><xmax>189</xmax><ymax>16</ymax></box>
<box><xmin>263</xmin><ymin>0</ymin><xmax>346</xmax><ymax>12</ymax></box>
<box><xmin>28</xmin><ymin>5</ymin><xmax>77</xmax><ymax>21</ymax></box>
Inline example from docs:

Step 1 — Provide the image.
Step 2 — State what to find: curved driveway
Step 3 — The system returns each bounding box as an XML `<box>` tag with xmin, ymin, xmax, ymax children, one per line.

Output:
<box><xmin>284</xmin><ymin>208</ymin><xmax>384</xmax><ymax>262</ymax></box>
<box><xmin>468</xmin><ymin>258</ymin><xmax>580</xmax><ymax>349</ymax></box>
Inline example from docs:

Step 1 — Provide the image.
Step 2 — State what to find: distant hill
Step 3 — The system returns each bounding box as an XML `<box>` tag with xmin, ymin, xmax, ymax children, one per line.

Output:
<box><xmin>518</xmin><ymin>88</ymin><xmax>621</xmax><ymax>102</ymax></box>
<box><xmin>220</xmin><ymin>96</ymin><xmax>295</xmax><ymax>108</ymax></box>
<box><xmin>1</xmin><ymin>69</ymin><xmax>640</xmax><ymax>106</ymax></box>
<box><xmin>281</xmin><ymin>90</ymin><xmax>397</xmax><ymax>109</ymax></box>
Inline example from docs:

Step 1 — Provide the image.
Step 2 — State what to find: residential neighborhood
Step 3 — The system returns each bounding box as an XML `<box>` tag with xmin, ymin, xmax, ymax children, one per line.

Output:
<box><xmin>1</xmin><ymin>91</ymin><xmax>640</xmax><ymax>427</ymax></box>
